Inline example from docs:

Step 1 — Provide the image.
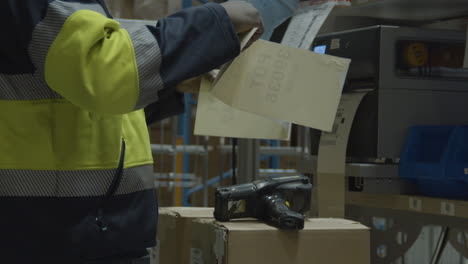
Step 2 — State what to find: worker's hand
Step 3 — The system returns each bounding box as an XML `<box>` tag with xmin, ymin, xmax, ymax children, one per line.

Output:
<box><xmin>175</xmin><ymin>70</ymin><xmax>219</xmax><ymax>94</ymax></box>
<box><xmin>221</xmin><ymin>1</ymin><xmax>264</xmax><ymax>46</ymax></box>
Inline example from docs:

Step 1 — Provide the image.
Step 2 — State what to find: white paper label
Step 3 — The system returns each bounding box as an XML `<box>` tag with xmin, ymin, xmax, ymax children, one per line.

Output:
<box><xmin>409</xmin><ymin>197</ymin><xmax>422</xmax><ymax>211</ymax></box>
<box><xmin>331</xmin><ymin>38</ymin><xmax>341</xmax><ymax>50</ymax></box>
<box><xmin>191</xmin><ymin>248</ymin><xmax>204</xmax><ymax>264</ymax></box>
<box><xmin>281</xmin><ymin>2</ymin><xmax>336</xmax><ymax>49</ymax></box>
<box><xmin>441</xmin><ymin>202</ymin><xmax>455</xmax><ymax>216</ymax></box>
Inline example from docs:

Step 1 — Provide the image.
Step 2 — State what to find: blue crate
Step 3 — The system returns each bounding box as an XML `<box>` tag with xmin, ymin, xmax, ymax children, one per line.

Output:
<box><xmin>445</xmin><ymin>126</ymin><xmax>468</xmax><ymax>183</ymax></box>
<box><xmin>399</xmin><ymin>126</ymin><xmax>468</xmax><ymax>199</ymax></box>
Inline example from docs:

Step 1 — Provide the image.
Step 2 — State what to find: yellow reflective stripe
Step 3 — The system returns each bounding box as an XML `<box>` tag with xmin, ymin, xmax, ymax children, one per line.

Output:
<box><xmin>0</xmin><ymin>100</ymin><xmax>153</xmax><ymax>170</ymax></box>
<box><xmin>45</xmin><ymin>10</ymin><xmax>139</xmax><ymax>115</ymax></box>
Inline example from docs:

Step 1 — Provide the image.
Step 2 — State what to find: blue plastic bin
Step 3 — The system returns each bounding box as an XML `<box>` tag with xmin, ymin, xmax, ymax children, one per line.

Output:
<box><xmin>400</xmin><ymin>126</ymin><xmax>468</xmax><ymax>199</ymax></box>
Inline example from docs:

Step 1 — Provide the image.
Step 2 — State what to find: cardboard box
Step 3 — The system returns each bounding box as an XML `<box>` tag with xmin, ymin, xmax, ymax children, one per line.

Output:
<box><xmin>155</xmin><ymin>207</ymin><xmax>214</xmax><ymax>264</ymax></box>
<box><xmin>191</xmin><ymin>218</ymin><xmax>370</xmax><ymax>264</ymax></box>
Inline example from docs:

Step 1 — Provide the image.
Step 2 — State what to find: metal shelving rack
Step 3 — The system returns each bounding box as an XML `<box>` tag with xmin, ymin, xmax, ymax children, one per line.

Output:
<box><xmin>345</xmin><ymin>192</ymin><xmax>468</xmax><ymax>264</ymax></box>
<box><xmin>299</xmin><ymin>1</ymin><xmax>468</xmax><ymax>263</ymax></box>
<box><xmin>150</xmin><ymin>0</ymin><xmax>303</xmax><ymax>207</ymax></box>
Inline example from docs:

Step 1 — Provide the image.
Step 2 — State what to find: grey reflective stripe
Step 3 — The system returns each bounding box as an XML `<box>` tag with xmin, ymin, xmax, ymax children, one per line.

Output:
<box><xmin>0</xmin><ymin>165</ymin><xmax>154</xmax><ymax>197</ymax></box>
<box><xmin>0</xmin><ymin>0</ymin><xmax>164</xmax><ymax>106</ymax></box>
<box><xmin>125</xmin><ymin>23</ymin><xmax>164</xmax><ymax>110</ymax></box>
<box><xmin>0</xmin><ymin>0</ymin><xmax>107</xmax><ymax>100</ymax></box>
<box><xmin>29</xmin><ymin>0</ymin><xmax>107</xmax><ymax>71</ymax></box>
<box><xmin>0</xmin><ymin>74</ymin><xmax>61</xmax><ymax>100</ymax></box>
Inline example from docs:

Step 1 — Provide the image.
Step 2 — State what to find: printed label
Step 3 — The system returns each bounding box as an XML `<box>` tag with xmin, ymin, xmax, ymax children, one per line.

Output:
<box><xmin>441</xmin><ymin>202</ymin><xmax>455</xmax><ymax>216</ymax></box>
<box><xmin>281</xmin><ymin>2</ymin><xmax>336</xmax><ymax>49</ymax></box>
<box><xmin>330</xmin><ymin>38</ymin><xmax>341</xmax><ymax>50</ymax></box>
<box><xmin>246</xmin><ymin>49</ymin><xmax>290</xmax><ymax>105</ymax></box>
<box><xmin>409</xmin><ymin>197</ymin><xmax>422</xmax><ymax>211</ymax></box>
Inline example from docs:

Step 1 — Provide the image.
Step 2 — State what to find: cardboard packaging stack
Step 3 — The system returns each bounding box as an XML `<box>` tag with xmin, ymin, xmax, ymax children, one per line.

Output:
<box><xmin>154</xmin><ymin>207</ymin><xmax>370</xmax><ymax>264</ymax></box>
<box><xmin>153</xmin><ymin>207</ymin><xmax>215</xmax><ymax>264</ymax></box>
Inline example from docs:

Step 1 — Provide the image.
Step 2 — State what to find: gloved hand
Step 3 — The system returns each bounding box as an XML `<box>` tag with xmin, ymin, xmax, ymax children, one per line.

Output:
<box><xmin>221</xmin><ymin>1</ymin><xmax>264</xmax><ymax>45</ymax></box>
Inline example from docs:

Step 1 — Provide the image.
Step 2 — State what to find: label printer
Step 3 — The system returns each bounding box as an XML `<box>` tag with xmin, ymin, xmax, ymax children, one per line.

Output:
<box><xmin>309</xmin><ymin>25</ymin><xmax>468</xmax><ymax>193</ymax></box>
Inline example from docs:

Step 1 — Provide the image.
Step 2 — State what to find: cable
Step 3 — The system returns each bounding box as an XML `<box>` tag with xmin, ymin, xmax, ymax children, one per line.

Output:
<box><xmin>232</xmin><ymin>138</ymin><xmax>238</xmax><ymax>185</ymax></box>
<box><xmin>219</xmin><ymin>139</ymin><xmax>226</xmax><ymax>187</ymax></box>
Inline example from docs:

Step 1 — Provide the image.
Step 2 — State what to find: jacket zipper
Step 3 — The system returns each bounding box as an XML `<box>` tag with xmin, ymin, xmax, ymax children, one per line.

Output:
<box><xmin>96</xmin><ymin>138</ymin><xmax>126</xmax><ymax>232</ymax></box>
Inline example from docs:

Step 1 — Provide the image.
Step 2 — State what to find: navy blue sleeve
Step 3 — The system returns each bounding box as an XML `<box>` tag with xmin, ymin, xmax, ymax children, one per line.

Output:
<box><xmin>151</xmin><ymin>2</ymin><xmax>240</xmax><ymax>88</ymax></box>
<box><xmin>145</xmin><ymin>89</ymin><xmax>185</xmax><ymax>124</ymax></box>
<box><xmin>144</xmin><ymin>2</ymin><xmax>240</xmax><ymax>124</ymax></box>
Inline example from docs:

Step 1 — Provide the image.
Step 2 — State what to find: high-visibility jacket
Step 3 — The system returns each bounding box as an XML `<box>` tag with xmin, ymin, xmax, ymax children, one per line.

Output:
<box><xmin>0</xmin><ymin>0</ymin><xmax>240</xmax><ymax>263</ymax></box>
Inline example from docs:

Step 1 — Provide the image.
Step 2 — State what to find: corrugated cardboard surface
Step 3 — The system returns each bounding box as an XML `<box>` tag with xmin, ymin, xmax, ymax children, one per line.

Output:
<box><xmin>158</xmin><ymin>207</ymin><xmax>214</xmax><ymax>264</ymax></box>
<box><xmin>191</xmin><ymin>218</ymin><xmax>370</xmax><ymax>264</ymax></box>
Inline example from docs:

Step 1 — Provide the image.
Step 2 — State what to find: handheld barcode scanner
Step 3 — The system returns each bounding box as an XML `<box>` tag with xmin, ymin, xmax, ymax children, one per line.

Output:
<box><xmin>214</xmin><ymin>176</ymin><xmax>312</xmax><ymax>230</ymax></box>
